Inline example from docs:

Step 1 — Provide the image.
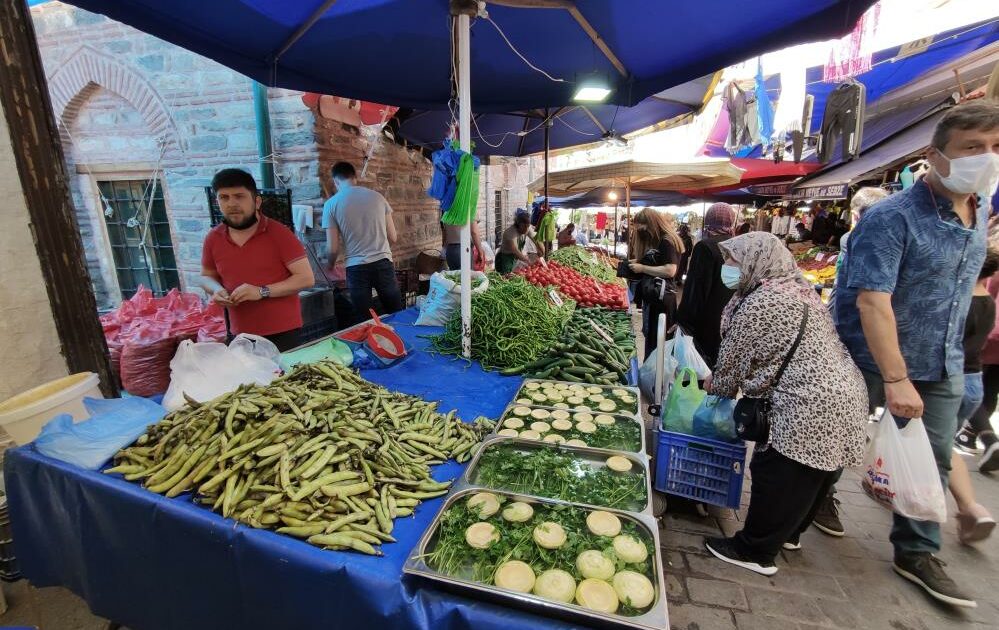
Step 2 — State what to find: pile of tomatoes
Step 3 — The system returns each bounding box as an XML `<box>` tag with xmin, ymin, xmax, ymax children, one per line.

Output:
<box><xmin>515</xmin><ymin>261</ymin><xmax>628</xmax><ymax>310</ymax></box>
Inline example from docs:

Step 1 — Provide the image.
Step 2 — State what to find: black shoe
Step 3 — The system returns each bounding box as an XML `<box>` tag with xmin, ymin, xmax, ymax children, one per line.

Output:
<box><xmin>812</xmin><ymin>495</ymin><xmax>845</xmax><ymax>537</ymax></box>
<box><xmin>893</xmin><ymin>553</ymin><xmax>976</xmax><ymax>608</ymax></box>
<box><xmin>980</xmin><ymin>441</ymin><xmax>999</xmax><ymax>473</ymax></box>
<box><xmin>782</xmin><ymin>534</ymin><xmax>802</xmax><ymax>551</ymax></box>
<box><xmin>954</xmin><ymin>427</ymin><xmax>982</xmax><ymax>454</ymax></box>
<box><xmin>704</xmin><ymin>537</ymin><xmax>778</xmax><ymax>576</ymax></box>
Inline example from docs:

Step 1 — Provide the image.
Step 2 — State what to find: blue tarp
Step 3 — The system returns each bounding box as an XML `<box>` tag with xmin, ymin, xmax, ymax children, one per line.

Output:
<box><xmin>4</xmin><ymin>307</ymin><xmax>555</xmax><ymax>630</ymax></box>
<box><xmin>60</xmin><ymin>0</ymin><xmax>872</xmax><ymax>112</ymax></box>
<box><xmin>395</xmin><ymin>75</ymin><xmax>717</xmax><ymax>157</ymax></box>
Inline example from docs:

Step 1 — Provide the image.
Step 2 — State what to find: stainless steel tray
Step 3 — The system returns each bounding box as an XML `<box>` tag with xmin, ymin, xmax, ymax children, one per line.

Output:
<box><xmin>460</xmin><ymin>436</ymin><xmax>652</xmax><ymax>516</ymax></box>
<box><xmin>492</xmin><ymin>404</ymin><xmax>646</xmax><ymax>455</ymax></box>
<box><xmin>512</xmin><ymin>379</ymin><xmax>641</xmax><ymax>417</ymax></box>
<box><xmin>403</xmin><ymin>487</ymin><xmax>668</xmax><ymax>630</ymax></box>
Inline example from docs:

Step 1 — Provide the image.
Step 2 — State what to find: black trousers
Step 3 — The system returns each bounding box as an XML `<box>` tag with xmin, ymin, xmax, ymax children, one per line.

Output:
<box><xmin>968</xmin><ymin>364</ymin><xmax>999</xmax><ymax>436</ymax></box>
<box><xmin>227</xmin><ymin>327</ymin><xmax>301</xmax><ymax>352</ymax></box>
<box><xmin>733</xmin><ymin>447</ymin><xmax>838</xmax><ymax>562</ymax></box>
<box><xmin>346</xmin><ymin>258</ymin><xmax>404</xmax><ymax>323</ymax></box>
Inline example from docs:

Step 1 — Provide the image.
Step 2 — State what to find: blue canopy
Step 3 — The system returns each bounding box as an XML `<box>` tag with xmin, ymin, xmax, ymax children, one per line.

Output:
<box><xmin>61</xmin><ymin>0</ymin><xmax>873</xmax><ymax>112</ymax></box>
<box><xmin>395</xmin><ymin>74</ymin><xmax>717</xmax><ymax>157</ymax></box>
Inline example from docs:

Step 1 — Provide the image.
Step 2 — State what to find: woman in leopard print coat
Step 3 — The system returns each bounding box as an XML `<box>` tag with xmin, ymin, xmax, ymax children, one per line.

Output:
<box><xmin>703</xmin><ymin>232</ymin><xmax>868</xmax><ymax>576</ymax></box>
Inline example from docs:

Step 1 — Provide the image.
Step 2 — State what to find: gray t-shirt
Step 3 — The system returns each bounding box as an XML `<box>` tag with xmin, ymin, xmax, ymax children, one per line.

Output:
<box><xmin>321</xmin><ymin>186</ymin><xmax>393</xmax><ymax>267</ymax></box>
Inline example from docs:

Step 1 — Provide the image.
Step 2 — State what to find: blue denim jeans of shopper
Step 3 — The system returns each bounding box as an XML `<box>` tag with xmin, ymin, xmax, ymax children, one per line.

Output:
<box><xmin>958</xmin><ymin>372</ymin><xmax>984</xmax><ymax>423</ymax></box>
<box><xmin>862</xmin><ymin>369</ymin><xmax>963</xmax><ymax>555</ymax></box>
<box><xmin>346</xmin><ymin>258</ymin><xmax>404</xmax><ymax>323</ymax></box>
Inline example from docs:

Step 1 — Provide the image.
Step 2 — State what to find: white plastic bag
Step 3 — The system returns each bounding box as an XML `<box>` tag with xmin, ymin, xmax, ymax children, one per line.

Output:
<box><xmin>662</xmin><ymin>329</ymin><xmax>711</xmax><ymax>380</ymax></box>
<box><xmin>414</xmin><ymin>270</ymin><xmax>489</xmax><ymax>326</ymax></box>
<box><xmin>162</xmin><ymin>334</ymin><xmax>281</xmax><ymax>410</ymax></box>
<box><xmin>861</xmin><ymin>409</ymin><xmax>947</xmax><ymax>523</ymax></box>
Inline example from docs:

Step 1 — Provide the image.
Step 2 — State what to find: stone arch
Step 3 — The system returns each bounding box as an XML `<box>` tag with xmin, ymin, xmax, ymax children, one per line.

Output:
<box><xmin>47</xmin><ymin>45</ymin><xmax>183</xmax><ymax>155</ymax></box>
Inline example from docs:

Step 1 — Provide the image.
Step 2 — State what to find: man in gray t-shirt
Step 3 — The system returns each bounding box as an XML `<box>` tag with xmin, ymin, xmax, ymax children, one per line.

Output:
<box><xmin>322</xmin><ymin>161</ymin><xmax>403</xmax><ymax>320</ymax></box>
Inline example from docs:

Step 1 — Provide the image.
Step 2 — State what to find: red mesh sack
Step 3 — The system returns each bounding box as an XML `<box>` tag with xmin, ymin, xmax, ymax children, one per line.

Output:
<box><xmin>120</xmin><ymin>321</ymin><xmax>177</xmax><ymax>396</ymax></box>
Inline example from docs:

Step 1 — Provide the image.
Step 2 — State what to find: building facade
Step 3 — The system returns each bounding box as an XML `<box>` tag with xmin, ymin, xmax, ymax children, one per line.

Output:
<box><xmin>31</xmin><ymin>2</ymin><xmax>533</xmax><ymax>311</ymax></box>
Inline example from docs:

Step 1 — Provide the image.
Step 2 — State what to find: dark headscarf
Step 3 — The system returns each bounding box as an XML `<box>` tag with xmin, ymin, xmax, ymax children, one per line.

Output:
<box><xmin>703</xmin><ymin>203</ymin><xmax>737</xmax><ymax>238</ymax></box>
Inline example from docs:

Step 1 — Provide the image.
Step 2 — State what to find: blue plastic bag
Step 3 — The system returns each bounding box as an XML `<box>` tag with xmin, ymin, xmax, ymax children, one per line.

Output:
<box><xmin>34</xmin><ymin>397</ymin><xmax>166</xmax><ymax>469</ymax></box>
<box><xmin>692</xmin><ymin>395</ymin><xmax>738</xmax><ymax>442</ymax></box>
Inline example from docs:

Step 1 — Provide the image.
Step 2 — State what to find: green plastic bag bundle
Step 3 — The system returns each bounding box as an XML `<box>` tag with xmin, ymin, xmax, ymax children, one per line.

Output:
<box><xmin>442</xmin><ymin>152</ymin><xmax>479</xmax><ymax>226</ymax></box>
<box><xmin>661</xmin><ymin>367</ymin><xmax>706</xmax><ymax>435</ymax></box>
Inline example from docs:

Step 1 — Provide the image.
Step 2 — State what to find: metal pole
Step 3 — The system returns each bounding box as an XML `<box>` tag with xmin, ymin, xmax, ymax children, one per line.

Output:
<box><xmin>252</xmin><ymin>81</ymin><xmax>275</xmax><ymax>189</ymax></box>
<box><xmin>614</xmin><ymin>201</ymin><xmax>619</xmax><ymax>251</ymax></box>
<box><xmin>457</xmin><ymin>13</ymin><xmax>472</xmax><ymax>358</ymax></box>
<box><xmin>544</xmin><ymin>108</ymin><xmax>551</xmax><ymax>211</ymax></box>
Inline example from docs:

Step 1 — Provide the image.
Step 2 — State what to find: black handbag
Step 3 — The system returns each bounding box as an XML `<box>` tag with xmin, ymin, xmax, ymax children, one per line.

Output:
<box><xmin>732</xmin><ymin>303</ymin><xmax>809</xmax><ymax>443</ymax></box>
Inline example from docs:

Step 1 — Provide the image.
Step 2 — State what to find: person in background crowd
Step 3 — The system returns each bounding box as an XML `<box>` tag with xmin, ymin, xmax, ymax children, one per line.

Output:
<box><xmin>791</xmin><ymin>221</ymin><xmax>811</xmax><ymax>243</ymax></box>
<box><xmin>199</xmin><ymin>168</ymin><xmax>315</xmax><ymax>351</ymax></box>
<box><xmin>810</xmin><ymin>205</ymin><xmax>830</xmax><ymax>245</ymax></box>
<box><xmin>323</xmin><ymin>161</ymin><xmax>404</xmax><ymax>320</ymax></box>
<box><xmin>704</xmin><ymin>232</ymin><xmax>867</xmax><ymax>576</ymax></box>
<box><xmin>834</xmin><ymin>101</ymin><xmax>999</xmax><ymax>608</ymax></box>
<box><xmin>496</xmin><ymin>210</ymin><xmax>544</xmax><ymax>274</ymax></box>
<box><xmin>947</xmin><ymin>248</ymin><xmax>999</xmax><ymax>544</ymax></box>
<box><xmin>675</xmin><ymin>203</ymin><xmax>737</xmax><ymax>368</ymax></box>
<box><xmin>956</xmin><ymin>262</ymin><xmax>999</xmax><ymax>472</ymax></box>
<box><xmin>755</xmin><ymin>206</ymin><xmax>774</xmax><ymax>233</ymax></box>
<box><xmin>770</xmin><ymin>208</ymin><xmax>791</xmax><ymax>240</ymax></box>
<box><xmin>677</xmin><ymin>224</ymin><xmax>694</xmax><ymax>285</ymax></box>
<box><xmin>628</xmin><ymin>208</ymin><xmax>684</xmax><ymax>360</ymax></box>
<box><xmin>557</xmin><ymin>223</ymin><xmax>577</xmax><ymax>249</ymax></box>
<box><xmin>575</xmin><ymin>224</ymin><xmax>590</xmax><ymax>246</ymax></box>
<box><xmin>620</xmin><ymin>217</ymin><xmax>630</xmax><ymax>247</ymax></box>
<box><xmin>737</xmin><ymin>220</ymin><xmax>752</xmax><ymax>235</ymax></box>
<box><xmin>443</xmin><ymin>220</ymin><xmax>485</xmax><ymax>272</ymax></box>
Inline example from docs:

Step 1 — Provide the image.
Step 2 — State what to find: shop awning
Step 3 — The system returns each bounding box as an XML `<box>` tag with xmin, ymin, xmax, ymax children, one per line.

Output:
<box><xmin>787</xmin><ymin>110</ymin><xmax>945</xmax><ymax>200</ymax></box>
<box><xmin>542</xmin><ymin>186</ymin><xmax>690</xmax><ymax>209</ymax></box>
<box><xmin>529</xmin><ymin>158</ymin><xmax>744</xmax><ymax>196</ymax></box>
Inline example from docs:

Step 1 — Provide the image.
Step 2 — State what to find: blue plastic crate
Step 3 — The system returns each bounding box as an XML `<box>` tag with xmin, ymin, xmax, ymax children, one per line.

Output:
<box><xmin>653</xmin><ymin>429</ymin><xmax>746</xmax><ymax>509</ymax></box>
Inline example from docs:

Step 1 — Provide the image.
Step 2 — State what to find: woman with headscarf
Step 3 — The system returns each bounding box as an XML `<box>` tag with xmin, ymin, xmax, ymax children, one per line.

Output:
<box><xmin>627</xmin><ymin>208</ymin><xmax>685</xmax><ymax>360</ymax></box>
<box><xmin>674</xmin><ymin>203</ymin><xmax>738</xmax><ymax>368</ymax></box>
<box><xmin>703</xmin><ymin>232</ymin><xmax>867</xmax><ymax>577</ymax></box>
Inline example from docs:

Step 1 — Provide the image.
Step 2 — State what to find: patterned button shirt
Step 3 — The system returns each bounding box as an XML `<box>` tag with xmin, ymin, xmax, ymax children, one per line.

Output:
<box><xmin>835</xmin><ymin>179</ymin><xmax>987</xmax><ymax>382</ymax></box>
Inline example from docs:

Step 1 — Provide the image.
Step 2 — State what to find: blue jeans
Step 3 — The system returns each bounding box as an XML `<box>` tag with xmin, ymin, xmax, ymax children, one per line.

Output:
<box><xmin>958</xmin><ymin>372</ymin><xmax>984</xmax><ymax>423</ymax></box>
<box><xmin>862</xmin><ymin>370</ymin><xmax>964</xmax><ymax>556</ymax></box>
<box><xmin>346</xmin><ymin>258</ymin><xmax>403</xmax><ymax>323</ymax></box>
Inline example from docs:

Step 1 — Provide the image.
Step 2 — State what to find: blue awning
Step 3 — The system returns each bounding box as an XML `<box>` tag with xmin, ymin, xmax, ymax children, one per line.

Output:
<box><xmin>395</xmin><ymin>74</ymin><xmax>717</xmax><ymax>157</ymax></box>
<box><xmin>59</xmin><ymin>0</ymin><xmax>873</xmax><ymax>112</ymax></box>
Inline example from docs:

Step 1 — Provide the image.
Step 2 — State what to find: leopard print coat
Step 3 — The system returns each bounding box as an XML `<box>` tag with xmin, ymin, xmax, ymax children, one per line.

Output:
<box><xmin>712</xmin><ymin>287</ymin><xmax>868</xmax><ymax>471</ymax></box>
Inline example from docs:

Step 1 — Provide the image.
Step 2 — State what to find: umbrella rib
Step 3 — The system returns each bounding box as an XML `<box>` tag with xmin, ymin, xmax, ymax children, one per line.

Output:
<box><xmin>578</xmin><ymin>106</ymin><xmax>606</xmax><ymax>134</ymax></box>
<box><xmin>272</xmin><ymin>0</ymin><xmax>339</xmax><ymax>63</ymax></box>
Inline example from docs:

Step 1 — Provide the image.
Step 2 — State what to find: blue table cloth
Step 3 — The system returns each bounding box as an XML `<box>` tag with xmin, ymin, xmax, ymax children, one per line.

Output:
<box><xmin>4</xmin><ymin>307</ymin><xmax>590</xmax><ymax>630</ymax></box>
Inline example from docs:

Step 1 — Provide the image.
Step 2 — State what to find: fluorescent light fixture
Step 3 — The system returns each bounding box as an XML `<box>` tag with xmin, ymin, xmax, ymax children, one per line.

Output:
<box><xmin>602</xmin><ymin>131</ymin><xmax>628</xmax><ymax>148</ymax></box>
<box><xmin>573</xmin><ymin>73</ymin><xmax>613</xmax><ymax>103</ymax></box>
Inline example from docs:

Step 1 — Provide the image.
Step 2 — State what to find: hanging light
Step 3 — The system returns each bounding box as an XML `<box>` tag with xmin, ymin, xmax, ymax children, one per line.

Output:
<box><xmin>573</xmin><ymin>72</ymin><xmax>612</xmax><ymax>103</ymax></box>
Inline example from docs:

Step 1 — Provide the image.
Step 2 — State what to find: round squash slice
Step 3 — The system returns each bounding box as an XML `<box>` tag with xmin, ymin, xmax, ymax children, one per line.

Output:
<box><xmin>575</xmin><ymin>578</ymin><xmax>619</xmax><ymax>614</ymax></box>
<box><xmin>586</xmin><ymin>510</ymin><xmax>622</xmax><ymax>537</ymax></box>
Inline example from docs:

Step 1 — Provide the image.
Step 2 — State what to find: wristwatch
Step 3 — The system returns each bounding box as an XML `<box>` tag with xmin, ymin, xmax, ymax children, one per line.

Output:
<box><xmin>259</xmin><ymin>285</ymin><xmax>271</xmax><ymax>299</ymax></box>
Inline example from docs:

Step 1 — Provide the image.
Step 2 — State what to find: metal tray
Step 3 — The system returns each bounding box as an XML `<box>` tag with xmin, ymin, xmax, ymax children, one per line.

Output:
<box><xmin>403</xmin><ymin>487</ymin><xmax>668</xmax><ymax>630</ymax></box>
<box><xmin>492</xmin><ymin>404</ymin><xmax>647</xmax><ymax>455</ymax></box>
<box><xmin>460</xmin><ymin>437</ymin><xmax>653</xmax><ymax>516</ymax></box>
<box><xmin>511</xmin><ymin>379</ymin><xmax>641</xmax><ymax>417</ymax></box>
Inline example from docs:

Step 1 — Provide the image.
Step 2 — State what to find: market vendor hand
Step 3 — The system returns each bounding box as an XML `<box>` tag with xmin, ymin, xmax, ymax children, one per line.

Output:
<box><xmin>210</xmin><ymin>288</ymin><xmax>234</xmax><ymax>307</ymax></box>
<box><xmin>703</xmin><ymin>374</ymin><xmax>713</xmax><ymax>393</ymax></box>
<box><xmin>229</xmin><ymin>283</ymin><xmax>263</xmax><ymax>304</ymax></box>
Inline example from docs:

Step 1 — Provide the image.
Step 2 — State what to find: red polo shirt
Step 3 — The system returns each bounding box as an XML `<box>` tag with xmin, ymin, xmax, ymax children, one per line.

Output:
<box><xmin>201</xmin><ymin>216</ymin><xmax>306</xmax><ymax>336</ymax></box>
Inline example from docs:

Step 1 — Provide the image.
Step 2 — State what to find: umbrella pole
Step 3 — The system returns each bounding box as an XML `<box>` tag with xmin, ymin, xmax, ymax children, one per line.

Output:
<box><xmin>457</xmin><ymin>12</ymin><xmax>472</xmax><ymax>358</ymax></box>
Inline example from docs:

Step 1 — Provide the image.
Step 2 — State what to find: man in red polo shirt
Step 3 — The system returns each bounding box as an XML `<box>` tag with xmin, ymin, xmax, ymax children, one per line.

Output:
<box><xmin>199</xmin><ymin>168</ymin><xmax>314</xmax><ymax>351</ymax></box>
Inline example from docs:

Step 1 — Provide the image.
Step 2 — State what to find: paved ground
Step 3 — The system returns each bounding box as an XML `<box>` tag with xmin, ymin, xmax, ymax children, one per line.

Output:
<box><xmin>659</xmin><ymin>453</ymin><xmax>999</xmax><ymax>630</ymax></box>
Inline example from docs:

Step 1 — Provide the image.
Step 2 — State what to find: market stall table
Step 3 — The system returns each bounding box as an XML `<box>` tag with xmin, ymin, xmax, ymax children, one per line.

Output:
<box><xmin>3</xmin><ymin>307</ymin><xmax>601</xmax><ymax>630</ymax></box>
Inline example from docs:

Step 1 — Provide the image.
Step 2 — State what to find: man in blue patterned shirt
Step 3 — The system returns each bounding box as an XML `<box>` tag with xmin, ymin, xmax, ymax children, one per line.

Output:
<box><xmin>835</xmin><ymin>101</ymin><xmax>999</xmax><ymax>609</ymax></box>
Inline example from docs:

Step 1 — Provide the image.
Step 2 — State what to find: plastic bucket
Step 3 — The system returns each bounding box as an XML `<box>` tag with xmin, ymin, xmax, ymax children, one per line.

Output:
<box><xmin>0</xmin><ymin>372</ymin><xmax>103</xmax><ymax>445</ymax></box>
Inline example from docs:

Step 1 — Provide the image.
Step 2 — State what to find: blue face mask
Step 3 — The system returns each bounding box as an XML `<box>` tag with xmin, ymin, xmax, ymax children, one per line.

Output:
<box><xmin>720</xmin><ymin>264</ymin><xmax>741</xmax><ymax>289</ymax></box>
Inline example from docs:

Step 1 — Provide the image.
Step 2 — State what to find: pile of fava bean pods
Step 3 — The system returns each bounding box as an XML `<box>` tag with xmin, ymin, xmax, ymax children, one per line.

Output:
<box><xmin>106</xmin><ymin>360</ymin><xmax>496</xmax><ymax>555</ymax></box>
<box><xmin>428</xmin><ymin>274</ymin><xmax>575</xmax><ymax>370</ymax></box>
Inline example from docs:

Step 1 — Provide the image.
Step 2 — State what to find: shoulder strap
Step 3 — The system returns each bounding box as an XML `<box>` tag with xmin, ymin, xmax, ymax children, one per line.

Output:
<box><xmin>773</xmin><ymin>303</ymin><xmax>809</xmax><ymax>388</ymax></box>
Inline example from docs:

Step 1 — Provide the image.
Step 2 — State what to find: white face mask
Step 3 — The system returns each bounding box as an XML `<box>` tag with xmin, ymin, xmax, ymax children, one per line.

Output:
<box><xmin>720</xmin><ymin>264</ymin><xmax>742</xmax><ymax>289</ymax></box>
<box><xmin>936</xmin><ymin>151</ymin><xmax>999</xmax><ymax>196</ymax></box>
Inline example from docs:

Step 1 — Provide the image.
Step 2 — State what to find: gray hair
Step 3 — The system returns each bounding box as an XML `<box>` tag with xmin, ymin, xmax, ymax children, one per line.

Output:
<box><xmin>850</xmin><ymin>187</ymin><xmax>889</xmax><ymax>220</ymax></box>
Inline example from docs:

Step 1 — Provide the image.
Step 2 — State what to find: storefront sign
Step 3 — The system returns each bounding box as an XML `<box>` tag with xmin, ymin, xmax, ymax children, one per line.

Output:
<box><xmin>786</xmin><ymin>183</ymin><xmax>849</xmax><ymax>201</ymax></box>
<box><xmin>748</xmin><ymin>182</ymin><xmax>792</xmax><ymax>196</ymax></box>
<box><xmin>896</xmin><ymin>36</ymin><xmax>934</xmax><ymax>61</ymax></box>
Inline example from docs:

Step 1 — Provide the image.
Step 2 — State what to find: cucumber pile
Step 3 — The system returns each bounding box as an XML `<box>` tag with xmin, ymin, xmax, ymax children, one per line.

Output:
<box><xmin>502</xmin><ymin>308</ymin><xmax>635</xmax><ymax>385</ymax></box>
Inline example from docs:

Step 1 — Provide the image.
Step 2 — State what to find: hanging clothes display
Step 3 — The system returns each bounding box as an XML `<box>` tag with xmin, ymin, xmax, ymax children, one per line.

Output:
<box><xmin>823</xmin><ymin>3</ymin><xmax>880</xmax><ymax>82</ymax></box>
<box><xmin>724</xmin><ymin>81</ymin><xmax>760</xmax><ymax>153</ymax></box>
<box><xmin>817</xmin><ymin>80</ymin><xmax>866</xmax><ymax>164</ymax></box>
<box><xmin>595</xmin><ymin>212</ymin><xmax>608</xmax><ymax>230</ymax></box>
<box><xmin>770</xmin><ymin>57</ymin><xmax>807</xmax><ymax>163</ymax></box>
<box><xmin>755</xmin><ymin>60</ymin><xmax>775</xmax><ymax>153</ymax></box>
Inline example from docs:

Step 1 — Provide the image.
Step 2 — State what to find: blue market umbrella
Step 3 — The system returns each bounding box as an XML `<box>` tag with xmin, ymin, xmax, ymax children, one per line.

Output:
<box><xmin>61</xmin><ymin>0</ymin><xmax>874</xmax><ymax>113</ymax></box>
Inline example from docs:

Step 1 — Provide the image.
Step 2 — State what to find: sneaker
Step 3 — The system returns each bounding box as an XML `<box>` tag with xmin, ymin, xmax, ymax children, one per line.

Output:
<box><xmin>980</xmin><ymin>441</ymin><xmax>999</xmax><ymax>473</ymax></box>
<box><xmin>704</xmin><ymin>537</ymin><xmax>778</xmax><ymax>576</ymax></box>
<box><xmin>954</xmin><ymin>427</ymin><xmax>982</xmax><ymax>454</ymax></box>
<box><xmin>812</xmin><ymin>495</ymin><xmax>845</xmax><ymax>537</ymax></box>
<box><xmin>782</xmin><ymin>535</ymin><xmax>802</xmax><ymax>551</ymax></box>
<box><xmin>956</xmin><ymin>503</ymin><xmax>996</xmax><ymax>545</ymax></box>
<box><xmin>893</xmin><ymin>552</ymin><xmax>977</xmax><ymax>608</ymax></box>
